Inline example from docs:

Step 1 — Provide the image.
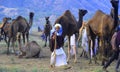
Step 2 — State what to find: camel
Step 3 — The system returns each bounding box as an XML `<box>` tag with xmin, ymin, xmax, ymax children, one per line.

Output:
<box><xmin>0</xmin><ymin>17</ymin><xmax>11</xmax><ymax>43</ymax></box>
<box><xmin>54</xmin><ymin>9</ymin><xmax>87</xmax><ymax>63</ymax></box>
<box><xmin>86</xmin><ymin>0</ymin><xmax>119</xmax><ymax>65</ymax></box>
<box><xmin>43</xmin><ymin>16</ymin><xmax>52</xmax><ymax>47</ymax></box>
<box><xmin>7</xmin><ymin>12</ymin><xmax>34</xmax><ymax>55</ymax></box>
<box><xmin>19</xmin><ymin>41</ymin><xmax>41</xmax><ymax>58</ymax></box>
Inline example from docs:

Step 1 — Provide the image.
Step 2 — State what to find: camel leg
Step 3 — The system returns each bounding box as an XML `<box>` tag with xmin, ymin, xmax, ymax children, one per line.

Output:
<box><xmin>67</xmin><ymin>36</ymin><xmax>70</xmax><ymax>63</ymax></box>
<box><xmin>102</xmin><ymin>40</ymin><xmax>109</xmax><ymax>65</ymax></box>
<box><xmin>44</xmin><ymin>36</ymin><xmax>47</xmax><ymax>47</ymax></box>
<box><xmin>48</xmin><ymin>34</ymin><xmax>50</xmax><ymax>47</ymax></box>
<box><xmin>26</xmin><ymin>32</ymin><xmax>29</xmax><ymax>43</ymax></box>
<box><xmin>101</xmin><ymin>38</ymin><xmax>106</xmax><ymax>66</ymax></box>
<box><xmin>18</xmin><ymin>33</ymin><xmax>22</xmax><ymax>53</ymax></box>
<box><xmin>12</xmin><ymin>37</ymin><xmax>16</xmax><ymax>55</ymax></box>
<box><xmin>7</xmin><ymin>38</ymin><xmax>11</xmax><ymax>55</ymax></box>
<box><xmin>73</xmin><ymin>45</ymin><xmax>77</xmax><ymax>63</ymax></box>
<box><xmin>12</xmin><ymin>41</ymin><xmax>15</xmax><ymax>55</ymax></box>
<box><xmin>88</xmin><ymin>37</ymin><xmax>92</xmax><ymax>64</ymax></box>
<box><xmin>80</xmin><ymin>49</ymin><xmax>84</xmax><ymax>57</ymax></box>
<box><xmin>84</xmin><ymin>51</ymin><xmax>88</xmax><ymax>59</ymax></box>
<box><xmin>92</xmin><ymin>39</ymin><xmax>99</xmax><ymax>64</ymax></box>
<box><xmin>22</xmin><ymin>33</ymin><xmax>25</xmax><ymax>44</ymax></box>
<box><xmin>4</xmin><ymin>34</ymin><xmax>8</xmax><ymax>44</ymax></box>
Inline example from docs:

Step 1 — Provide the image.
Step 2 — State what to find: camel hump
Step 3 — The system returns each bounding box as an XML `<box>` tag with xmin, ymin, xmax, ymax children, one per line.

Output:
<box><xmin>90</xmin><ymin>10</ymin><xmax>107</xmax><ymax>20</ymax></box>
<box><xmin>95</xmin><ymin>10</ymin><xmax>105</xmax><ymax>16</ymax></box>
<box><xmin>31</xmin><ymin>41</ymin><xmax>37</xmax><ymax>44</ymax></box>
<box><xmin>63</xmin><ymin>10</ymin><xmax>72</xmax><ymax>17</ymax></box>
<box><xmin>16</xmin><ymin>16</ymin><xmax>23</xmax><ymax>20</ymax></box>
<box><xmin>26</xmin><ymin>41</ymin><xmax>38</xmax><ymax>46</ymax></box>
<box><xmin>63</xmin><ymin>10</ymin><xmax>77</xmax><ymax>23</ymax></box>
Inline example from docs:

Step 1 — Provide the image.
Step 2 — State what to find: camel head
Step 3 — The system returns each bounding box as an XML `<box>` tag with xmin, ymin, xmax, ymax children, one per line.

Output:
<box><xmin>110</xmin><ymin>0</ymin><xmax>119</xmax><ymax>9</ymax></box>
<box><xmin>77</xmin><ymin>9</ymin><xmax>88</xmax><ymax>30</ymax></box>
<box><xmin>45</xmin><ymin>16</ymin><xmax>50</xmax><ymax>24</ymax></box>
<box><xmin>30</xmin><ymin>12</ymin><xmax>34</xmax><ymax>18</ymax></box>
<box><xmin>45</xmin><ymin>16</ymin><xmax>49</xmax><ymax>20</ymax></box>
<box><xmin>3</xmin><ymin>17</ymin><xmax>11</xmax><ymax>23</ymax></box>
<box><xmin>79</xmin><ymin>9</ymin><xmax>88</xmax><ymax>17</ymax></box>
<box><xmin>1</xmin><ymin>17</ymin><xmax>11</xmax><ymax>28</ymax></box>
<box><xmin>110</xmin><ymin>0</ymin><xmax>119</xmax><ymax>29</ymax></box>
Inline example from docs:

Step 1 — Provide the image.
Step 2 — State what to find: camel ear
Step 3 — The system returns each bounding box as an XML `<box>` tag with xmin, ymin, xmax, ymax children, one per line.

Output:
<box><xmin>48</xmin><ymin>16</ymin><xmax>49</xmax><ymax>19</ymax></box>
<box><xmin>45</xmin><ymin>17</ymin><xmax>49</xmax><ymax>20</ymax></box>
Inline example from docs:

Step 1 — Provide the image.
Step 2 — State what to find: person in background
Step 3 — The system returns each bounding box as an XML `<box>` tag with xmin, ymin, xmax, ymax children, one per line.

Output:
<box><xmin>70</xmin><ymin>33</ymin><xmax>77</xmax><ymax>63</ymax></box>
<box><xmin>50</xmin><ymin>23</ymin><xmax>68</xmax><ymax>68</ymax></box>
<box><xmin>81</xmin><ymin>25</ymin><xmax>89</xmax><ymax>58</ymax></box>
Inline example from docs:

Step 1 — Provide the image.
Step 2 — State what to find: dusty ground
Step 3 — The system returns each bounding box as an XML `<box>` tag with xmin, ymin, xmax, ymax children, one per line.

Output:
<box><xmin>0</xmin><ymin>31</ymin><xmax>118</xmax><ymax>72</ymax></box>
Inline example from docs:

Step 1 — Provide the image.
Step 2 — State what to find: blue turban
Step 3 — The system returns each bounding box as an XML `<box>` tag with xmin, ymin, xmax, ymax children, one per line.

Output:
<box><xmin>50</xmin><ymin>23</ymin><xmax>63</xmax><ymax>37</ymax></box>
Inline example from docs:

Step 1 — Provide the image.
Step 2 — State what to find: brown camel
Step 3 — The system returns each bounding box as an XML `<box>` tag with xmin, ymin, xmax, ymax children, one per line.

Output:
<box><xmin>19</xmin><ymin>41</ymin><xmax>41</xmax><ymax>58</ymax></box>
<box><xmin>0</xmin><ymin>17</ymin><xmax>11</xmax><ymax>43</ymax></box>
<box><xmin>43</xmin><ymin>16</ymin><xmax>52</xmax><ymax>47</ymax></box>
<box><xmin>54</xmin><ymin>9</ymin><xmax>87</xmax><ymax>63</ymax></box>
<box><xmin>86</xmin><ymin>0</ymin><xmax>119</xmax><ymax>65</ymax></box>
<box><xmin>7</xmin><ymin>12</ymin><xmax>34</xmax><ymax>55</ymax></box>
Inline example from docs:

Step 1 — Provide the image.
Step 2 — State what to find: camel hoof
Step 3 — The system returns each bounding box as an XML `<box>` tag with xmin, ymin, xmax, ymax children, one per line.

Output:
<box><xmin>18</xmin><ymin>56</ymin><xmax>22</xmax><ymax>58</ymax></box>
<box><xmin>44</xmin><ymin>44</ymin><xmax>46</xmax><ymax>47</ymax></box>
<box><xmin>95</xmin><ymin>61</ymin><xmax>99</xmax><ymax>65</ymax></box>
<box><xmin>7</xmin><ymin>52</ymin><xmax>10</xmax><ymax>55</ymax></box>
<box><xmin>50</xmin><ymin>65</ymin><xmax>55</xmax><ymax>68</ymax></box>
<box><xmin>63</xmin><ymin>65</ymin><xmax>71</xmax><ymax>70</ymax></box>
<box><xmin>89</xmin><ymin>61</ymin><xmax>92</xmax><ymax>64</ymax></box>
<box><xmin>74</xmin><ymin>59</ymin><xmax>77</xmax><ymax>63</ymax></box>
<box><xmin>67</xmin><ymin>61</ymin><xmax>69</xmax><ymax>64</ymax></box>
<box><xmin>102</xmin><ymin>67</ymin><xmax>109</xmax><ymax>72</ymax></box>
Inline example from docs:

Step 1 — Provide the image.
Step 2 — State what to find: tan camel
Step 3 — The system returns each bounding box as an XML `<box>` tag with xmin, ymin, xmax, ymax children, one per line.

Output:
<box><xmin>86</xmin><ymin>10</ymin><xmax>115</xmax><ymax>64</ymax></box>
<box><xmin>19</xmin><ymin>41</ymin><xmax>41</xmax><ymax>58</ymax></box>
<box><xmin>86</xmin><ymin>0</ymin><xmax>119</xmax><ymax>65</ymax></box>
<box><xmin>0</xmin><ymin>17</ymin><xmax>11</xmax><ymax>43</ymax></box>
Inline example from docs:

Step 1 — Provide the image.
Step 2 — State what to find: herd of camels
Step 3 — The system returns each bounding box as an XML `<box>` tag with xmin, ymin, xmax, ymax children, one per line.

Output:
<box><xmin>0</xmin><ymin>0</ymin><xmax>120</xmax><ymax>65</ymax></box>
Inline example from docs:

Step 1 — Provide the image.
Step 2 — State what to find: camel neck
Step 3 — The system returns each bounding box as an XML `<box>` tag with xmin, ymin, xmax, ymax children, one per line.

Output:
<box><xmin>111</xmin><ymin>0</ymin><xmax>119</xmax><ymax>29</ymax></box>
<box><xmin>46</xmin><ymin>20</ymin><xmax>50</xmax><ymax>25</ymax></box>
<box><xmin>113</xmin><ymin>6</ymin><xmax>118</xmax><ymax>28</ymax></box>
<box><xmin>29</xmin><ymin>18</ymin><xmax>33</xmax><ymax>27</ymax></box>
<box><xmin>78</xmin><ymin>16</ymin><xmax>83</xmax><ymax>29</ymax></box>
<box><xmin>2</xmin><ymin>20</ymin><xmax>7</xmax><ymax>28</ymax></box>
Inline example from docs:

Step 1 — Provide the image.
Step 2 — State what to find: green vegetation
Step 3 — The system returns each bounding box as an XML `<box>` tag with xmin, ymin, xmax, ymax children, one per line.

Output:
<box><xmin>0</xmin><ymin>67</ymin><xmax>24</xmax><ymax>72</ymax></box>
<box><xmin>0</xmin><ymin>66</ymin><xmax>49</xmax><ymax>72</ymax></box>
